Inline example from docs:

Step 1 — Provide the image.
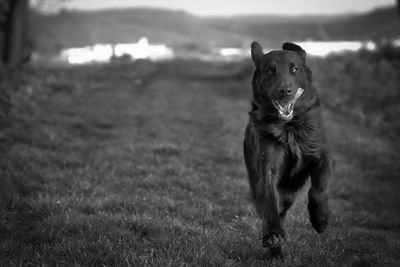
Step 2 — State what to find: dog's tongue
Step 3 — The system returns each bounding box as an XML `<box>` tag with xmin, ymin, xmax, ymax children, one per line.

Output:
<box><xmin>295</xmin><ymin>87</ymin><xmax>304</xmax><ymax>99</ymax></box>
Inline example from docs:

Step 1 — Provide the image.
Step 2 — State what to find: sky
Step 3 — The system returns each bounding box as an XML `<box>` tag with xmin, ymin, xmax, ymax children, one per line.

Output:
<box><xmin>64</xmin><ymin>0</ymin><xmax>396</xmax><ymax>16</ymax></box>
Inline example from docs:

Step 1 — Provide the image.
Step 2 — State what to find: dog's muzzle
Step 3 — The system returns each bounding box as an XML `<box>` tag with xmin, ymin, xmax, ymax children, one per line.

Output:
<box><xmin>272</xmin><ymin>88</ymin><xmax>304</xmax><ymax>120</ymax></box>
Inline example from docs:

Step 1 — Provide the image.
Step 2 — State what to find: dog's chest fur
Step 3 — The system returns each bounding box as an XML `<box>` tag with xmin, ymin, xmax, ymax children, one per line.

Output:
<box><xmin>250</xmin><ymin>106</ymin><xmax>326</xmax><ymax>178</ymax></box>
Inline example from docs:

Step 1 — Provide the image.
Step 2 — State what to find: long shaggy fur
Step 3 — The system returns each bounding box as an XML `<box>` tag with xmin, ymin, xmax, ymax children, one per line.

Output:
<box><xmin>243</xmin><ymin>41</ymin><xmax>333</xmax><ymax>258</ymax></box>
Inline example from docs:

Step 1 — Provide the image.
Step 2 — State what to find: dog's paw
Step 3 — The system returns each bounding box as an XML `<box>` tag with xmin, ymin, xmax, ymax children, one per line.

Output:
<box><xmin>262</xmin><ymin>229</ymin><xmax>285</xmax><ymax>248</ymax></box>
<box><xmin>308</xmin><ymin>199</ymin><xmax>329</xmax><ymax>233</ymax></box>
<box><xmin>310</xmin><ymin>214</ymin><xmax>328</xmax><ymax>233</ymax></box>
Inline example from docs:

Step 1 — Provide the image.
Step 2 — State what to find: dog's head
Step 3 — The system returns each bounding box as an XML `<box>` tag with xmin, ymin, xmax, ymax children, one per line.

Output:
<box><xmin>251</xmin><ymin>42</ymin><xmax>316</xmax><ymax>121</ymax></box>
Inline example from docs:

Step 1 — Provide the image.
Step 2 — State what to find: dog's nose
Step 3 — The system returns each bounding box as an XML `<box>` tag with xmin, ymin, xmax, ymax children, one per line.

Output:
<box><xmin>278</xmin><ymin>87</ymin><xmax>293</xmax><ymax>97</ymax></box>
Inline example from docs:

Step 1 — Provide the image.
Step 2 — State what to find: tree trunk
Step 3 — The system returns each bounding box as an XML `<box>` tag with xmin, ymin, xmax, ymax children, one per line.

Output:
<box><xmin>398</xmin><ymin>0</ymin><xmax>400</xmax><ymax>24</ymax></box>
<box><xmin>0</xmin><ymin>0</ymin><xmax>9</xmax><ymax>65</ymax></box>
<box><xmin>0</xmin><ymin>0</ymin><xmax>30</xmax><ymax>67</ymax></box>
<box><xmin>398</xmin><ymin>0</ymin><xmax>400</xmax><ymax>15</ymax></box>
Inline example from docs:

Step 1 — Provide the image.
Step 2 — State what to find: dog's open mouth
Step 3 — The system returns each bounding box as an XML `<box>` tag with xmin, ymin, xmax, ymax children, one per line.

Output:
<box><xmin>272</xmin><ymin>88</ymin><xmax>304</xmax><ymax>120</ymax></box>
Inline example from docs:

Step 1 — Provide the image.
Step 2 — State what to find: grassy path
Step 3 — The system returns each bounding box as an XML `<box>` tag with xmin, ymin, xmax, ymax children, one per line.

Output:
<box><xmin>1</xmin><ymin>61</ymin><xmax>399</xmax><ymax>266</ymax></box>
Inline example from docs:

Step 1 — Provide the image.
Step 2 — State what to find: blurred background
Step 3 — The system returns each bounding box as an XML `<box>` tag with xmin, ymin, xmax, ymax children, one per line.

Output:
<box><xmin>0</xmin><ymin>0</ymin><xmax>399</xmax><ymax>266</ymax></box>
<box><xmin>13</xmin><ymin>0</ymin><xmax>400</xmax><ymax>63</ymax></box>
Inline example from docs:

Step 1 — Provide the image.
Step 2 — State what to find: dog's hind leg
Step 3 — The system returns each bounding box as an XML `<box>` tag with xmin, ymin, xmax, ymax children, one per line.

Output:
<box><xmin>269</xmin><ymin>246</ymin><xmax>284</xmax><ymax>259</ymax></box>
<box><xmin>277</xmin><ymin>168</ymin><xmax>311</xmax><ymax>224</ymax></box>
<box><xmin>278</xmin><ymin>190</ymin><xmax>297</xmax><ymax>224</ymax></box>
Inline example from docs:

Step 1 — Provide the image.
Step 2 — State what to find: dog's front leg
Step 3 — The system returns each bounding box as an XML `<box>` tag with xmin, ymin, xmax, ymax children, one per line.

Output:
<box><xmin>252</xmin><ymin>159</ymin><xmax>285</xmax><ymax>252</ymax></box>
<box><xmin>308</xmin><ymin>153</ymin><xmax>332</xmax><ymax>233</ymax></box>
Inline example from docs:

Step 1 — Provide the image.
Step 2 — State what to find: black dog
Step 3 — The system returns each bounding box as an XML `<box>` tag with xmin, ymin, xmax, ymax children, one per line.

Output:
<box><xmin>243</xmin><ymin>42</ymin><xmax>333</xmax><ymax>258</ymax></box>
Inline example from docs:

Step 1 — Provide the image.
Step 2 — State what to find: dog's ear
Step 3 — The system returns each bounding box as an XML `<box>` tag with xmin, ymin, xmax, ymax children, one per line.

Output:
<box><xmin>251</xmin><ymin>41</ymin><xmax>264</xmax><ymax>67</ymax></box>
<box><xmin>282</xmin><ymin>42</ymin><xmax>306</xmax><ymax>63</ymax></box>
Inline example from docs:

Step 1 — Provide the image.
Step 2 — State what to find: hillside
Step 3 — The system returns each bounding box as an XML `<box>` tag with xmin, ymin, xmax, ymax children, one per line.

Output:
<box><xmin>31</xmin><ymin>6</ymin><xmax>399</xmax><ymax>54</ymax></box>
<box><xmin>208</xmin><ymin>7</ymin><xmax>399</xmax><ymax>48</ymax></box>
<box><xmin>31</xmin><ymin>8</ymin><xmax>242</xmax><ymax>54</ymax></box>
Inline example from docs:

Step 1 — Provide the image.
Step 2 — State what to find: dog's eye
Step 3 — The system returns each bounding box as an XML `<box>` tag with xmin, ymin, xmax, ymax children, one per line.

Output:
<box><xmin>291</xmin><ymin>67</ymin><xmax>298</xmax><ymax>73</ymax></box>
<box><xmin>265</xmin><ymin>68</ymin><xmax>275</xmax><ymax>75</ymax></box>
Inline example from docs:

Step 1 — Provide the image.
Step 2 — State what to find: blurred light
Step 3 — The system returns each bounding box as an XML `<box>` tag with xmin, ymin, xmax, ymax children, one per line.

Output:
<box><xmin>63</xmin><ymin>47</ymin><xmax>94</xmax><ymax>64</ymax></box>
<box><xmin>365</xmin><ymin>41</ymin><xmax>376</xmax><ymax>50</ymax></box>
<box><xmin>220</xmin><ymin>48</ymin><xmax>243</xmax><ymax>57</ymax></box>
<box><xmin>295</xmin><ymin>41</ymin><xmax>376</xmax><ymax>57</ymax></box>
<box><xmin>392</xmin><ymin>39</ymin><xmax>400</xmax><ymax>47</ymax></box>
<box><xmin>92</xmin><ymin>44</ymin><xmax>113</xmax><ymax>62</ymax></box>
<box><xmin>61</xmin><ymin>37</ymin><xmax>174</xmax><ymax>64</ymax></box>
<box><xmin>217</xmin><ymin>48</ymin><xmax>250</xmax><ymax>61</ymax></box>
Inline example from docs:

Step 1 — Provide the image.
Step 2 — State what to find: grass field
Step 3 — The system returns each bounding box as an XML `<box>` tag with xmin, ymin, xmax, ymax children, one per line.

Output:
<box><xmin>1</xmin><ymin>57</ymin><xmax>400</xmax><ymax>266</ymax></box>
